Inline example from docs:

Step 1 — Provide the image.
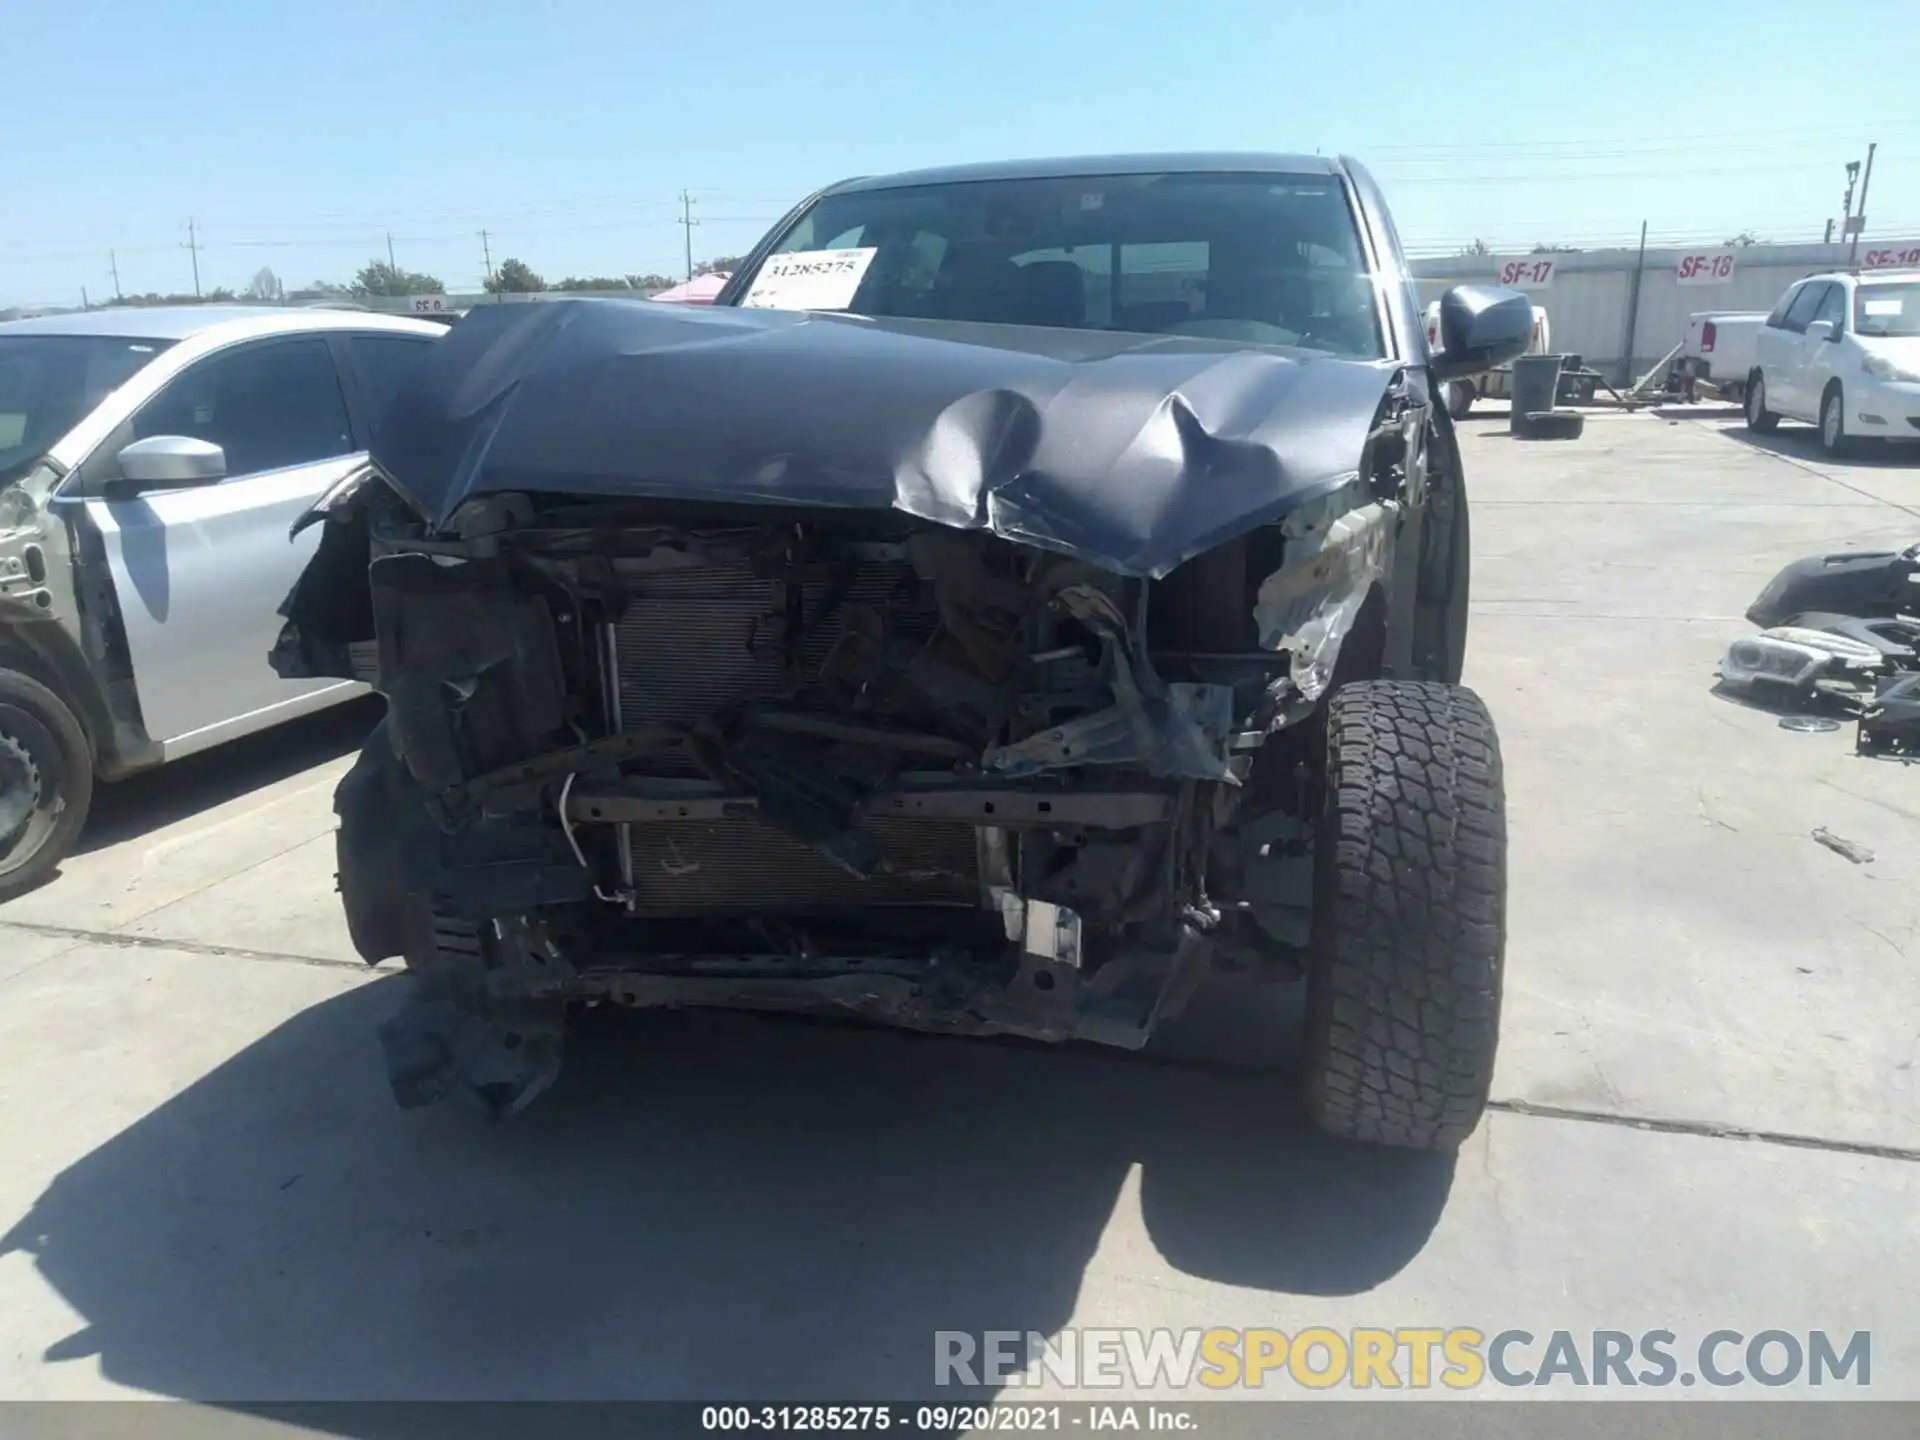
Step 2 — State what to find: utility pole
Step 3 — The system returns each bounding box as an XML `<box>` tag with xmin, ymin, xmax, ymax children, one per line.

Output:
<box><xmin>81</xmin><ymin>286</ymin><xmax>91</xmax><ymax>311</ymax></box>
<box><xmin>1619</xmin><ymin>220</ymin><xmax>1648</xmax><ymax>389</ymax></box>
<box><xmin>480</xmin><ymin>229</ymin><xmax>494</xmax><ymax>283</ymax></box>
<box><xmin>1824</xmin><ymin>218</ymin><xmax>1835</xmax><ymax>245</ymax></box>
<box><xmin>109</xmin><ymin>250</ymin><xmax>122</xmax><ymax>301</ymax></box>
<box><xmin>679</xmin><ymin>190</ymin><xmax>699</xmax><ymax>281</ymax></box>
<box><xmin>1848</xmin><ymin>142</ymin><xmax>1877</xmax><ymax>267</ymax></box>
<box><xmin>183</xmin><ymin>219</ymin><xmax>203</xmax><ymax>298</ymax></box>
<box><xmin>387</xmin><ymin>232</ymin><xmax>398</xmax><ymax>274</ymax></box>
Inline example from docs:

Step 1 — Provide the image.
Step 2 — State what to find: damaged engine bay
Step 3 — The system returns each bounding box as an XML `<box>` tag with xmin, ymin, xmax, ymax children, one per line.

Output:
<box><xmin>307</xmin><ymin>479</ymin><xmax>1404</xmax><ymax>1115</ymax></box>
<box><xmin>274</xmin><ymin>297</ymin><xmax>1453</xmax><ymax>1116</ymax></box>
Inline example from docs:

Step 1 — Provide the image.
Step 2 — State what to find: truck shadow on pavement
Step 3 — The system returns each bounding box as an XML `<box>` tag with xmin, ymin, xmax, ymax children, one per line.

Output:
<box><xmin>71</xmin><ymin>696</ymin><xmax>384</xmax><ymax>858</ymax></box>
<box><xmin>1710</xmin><ymin>422</ymin><xmax>1920</xmax><ymax>470</ymax></box>
<box><xmin>0</xmin><ymin>975</ymin><xmax>1454</xmax><ymax>1416</ymax></box>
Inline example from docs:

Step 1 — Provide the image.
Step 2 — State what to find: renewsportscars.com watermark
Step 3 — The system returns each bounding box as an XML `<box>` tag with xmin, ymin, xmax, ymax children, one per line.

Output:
<box><xmin>935</xmin><ymin>1328</ymin><xmax>1872</xmax><ymax>1391</ymax></box>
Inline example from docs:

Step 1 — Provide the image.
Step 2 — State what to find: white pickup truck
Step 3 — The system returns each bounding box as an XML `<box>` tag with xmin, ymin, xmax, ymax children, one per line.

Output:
<box><xmin>1671</xmin><ymin>311</ymin><xmax>1766</xmax><ymax>402</ymax></box>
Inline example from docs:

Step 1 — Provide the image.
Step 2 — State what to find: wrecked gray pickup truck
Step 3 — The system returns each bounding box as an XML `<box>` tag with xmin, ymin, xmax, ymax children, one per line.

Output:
<box><xmin>274</xmin><ymin>154</ymin><xmax>1532</xmax><ymax>1150</ymax></box>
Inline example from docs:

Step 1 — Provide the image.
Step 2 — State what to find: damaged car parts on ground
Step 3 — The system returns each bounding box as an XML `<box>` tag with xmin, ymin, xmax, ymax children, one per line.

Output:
<box><xmin>279</xmin><ymin>154</ymin><xmax>1534</xmax><ymax>1150</ymax></box>
<box><xmin>1721</xmin><ymin>542</ymin><xmax>1920</xmax><ymax>754</ymax></box>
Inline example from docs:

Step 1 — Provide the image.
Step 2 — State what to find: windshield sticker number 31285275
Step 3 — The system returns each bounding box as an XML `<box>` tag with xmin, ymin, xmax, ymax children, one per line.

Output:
<box><xmin>742</xmin><ymin>248</ymin><xmax>879</xmax><ymax>311</ymax></box>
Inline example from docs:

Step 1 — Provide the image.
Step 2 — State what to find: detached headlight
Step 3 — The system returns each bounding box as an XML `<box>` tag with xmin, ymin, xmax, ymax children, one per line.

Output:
<box><xmin>1862</xmin><ymin>353</ymin><xmax>1920</xmax><ymax>383</ymax></box>
<box><xmin>1720</xmin><ymin>626</ymin><xmax>1883</xmax><ymax>696</ymax></box>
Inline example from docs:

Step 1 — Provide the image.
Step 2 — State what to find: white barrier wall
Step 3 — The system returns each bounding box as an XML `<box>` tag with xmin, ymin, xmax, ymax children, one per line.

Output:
<box><xmin>1411</xmin><ymin>240</ymin><xmax>1920</xmax><ymax>383</ymax></box>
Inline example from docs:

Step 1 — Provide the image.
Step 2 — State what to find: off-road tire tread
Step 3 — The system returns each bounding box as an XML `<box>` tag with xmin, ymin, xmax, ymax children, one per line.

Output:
<box><xmin>1304</xmin><ymin>680</ymin><xmax>1506</xmax><ymax>1150</ymax></box>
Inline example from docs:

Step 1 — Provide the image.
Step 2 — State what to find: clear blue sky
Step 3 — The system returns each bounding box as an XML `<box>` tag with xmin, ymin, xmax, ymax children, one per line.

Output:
<box><xmin>4</xmin><ymin>0</ymin><xmax>1916</xmax><ymax>305</ymax></box>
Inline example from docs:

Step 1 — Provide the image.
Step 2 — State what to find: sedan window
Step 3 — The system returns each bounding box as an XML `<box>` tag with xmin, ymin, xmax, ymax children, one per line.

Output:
<box><xmin>132</xmin><ymin>338</ymin><xmax>353</xmax><ymax>476</ymax></box>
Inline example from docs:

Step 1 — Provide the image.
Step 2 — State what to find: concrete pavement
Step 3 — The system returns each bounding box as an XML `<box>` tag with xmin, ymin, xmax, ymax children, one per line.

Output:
<box><xmin>1</xmin><ymin>407</ymin><xmax>1916</xmax><ymax>1409</ymax></box>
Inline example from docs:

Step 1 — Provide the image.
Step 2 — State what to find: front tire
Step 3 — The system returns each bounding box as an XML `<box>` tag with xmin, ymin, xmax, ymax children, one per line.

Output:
<box><xmin>1820</xmin><ymin>384</ymin><xmax>1852</xmax><ymax>458</ymax></box>
<box><xmin>0</xmin><ymin>668</ymin><xmax>95</xmax><ymax>903</ymax></box>
<box><xmin>1445</xmin><ymin>378</ymin><xmax>1476</xmax><ymax>420</ymax></box>
<box><xmin>1302</xmin><ymin>680</ymin><xmax>1506</xmax><ymax>1151</ymax></box>
<box><xmin>1745</xmin><ymin>372</ymin><xmax>1780</xmax><ymax>433</ymax></box>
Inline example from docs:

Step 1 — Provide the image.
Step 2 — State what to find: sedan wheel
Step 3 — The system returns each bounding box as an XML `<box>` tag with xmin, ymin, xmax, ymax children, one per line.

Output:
<box><xmin>0</xmin><ymin>669</ymin><xmax>95</xmax><ymax>902</ymax></box>
<box><xmin>1821</xmin><ymin>388</ymin><xmax>1851</xmax><ymax>458</ymax></box>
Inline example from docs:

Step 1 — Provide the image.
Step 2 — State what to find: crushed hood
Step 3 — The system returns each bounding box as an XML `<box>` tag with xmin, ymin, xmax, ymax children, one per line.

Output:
<box><xmin>369</xmin><ymin>299</ymin><xmax>1401</xmax><ymax>578</ymax></box>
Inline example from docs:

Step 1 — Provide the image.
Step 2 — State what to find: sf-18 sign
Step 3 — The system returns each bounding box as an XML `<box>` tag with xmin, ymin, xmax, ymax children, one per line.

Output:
<box><xmin>1675</xmin><ymin>250</ymin><xmax>1737</xmax><ymax>285</ymax></box>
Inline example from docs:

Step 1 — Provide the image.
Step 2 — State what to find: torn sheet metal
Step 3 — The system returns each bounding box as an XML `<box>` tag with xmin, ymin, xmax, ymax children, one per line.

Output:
<box><xmin>982</xmin><ymin>584</ymin><xmax>1236</xmax><ymax>782</ymax></box>
<box><xmin>1251</xmin><ymin>497</ymin><xmax>1395</xmax><ymax>701</ymax></box>
<box><xmin>364</xmin><ymin>299</ymin><xmax>1402</xmax><ymax>578</ymax></box>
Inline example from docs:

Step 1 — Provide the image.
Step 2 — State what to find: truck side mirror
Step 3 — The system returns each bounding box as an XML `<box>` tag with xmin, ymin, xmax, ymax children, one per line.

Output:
<box><xmin>1431</xmin><ymin>285</ymin><xmax>1535</xmax><ymax>380</ymax></box>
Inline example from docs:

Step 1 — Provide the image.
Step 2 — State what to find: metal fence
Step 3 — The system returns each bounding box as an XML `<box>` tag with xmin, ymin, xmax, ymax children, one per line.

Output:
<box><xmin>1410</xmin><ymin>239</ymin><xmax>1920</xmax><ymax>385</ymax></box>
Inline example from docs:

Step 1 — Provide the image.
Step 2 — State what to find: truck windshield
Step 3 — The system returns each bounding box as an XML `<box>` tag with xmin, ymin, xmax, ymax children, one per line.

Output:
<box><xmin>1854</xmin><ymin>282</ymin><xmax>1920</xmax><ymax>338</ymax></box>
<box><xmin>0</xmin><ymin>334</ymin><xmax>175</xmax><ymax>486</ymax></box>
<box><xmin>738</xmin><ymin>171</ymin><xmax>1385</xmax><ymax>358</ymax></box>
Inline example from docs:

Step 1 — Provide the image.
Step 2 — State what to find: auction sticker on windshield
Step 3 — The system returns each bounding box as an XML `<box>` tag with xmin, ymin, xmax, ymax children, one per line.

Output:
<box><xmin>742</xmin><ymin>247</ymin><xmax>878</xmax><ymax>310</ymax></box>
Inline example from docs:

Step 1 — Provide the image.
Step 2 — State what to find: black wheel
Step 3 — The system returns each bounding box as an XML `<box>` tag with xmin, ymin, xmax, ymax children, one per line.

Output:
<box><xmin>1515</xmin><ymin>409</ymin><xmax>1584</xmax><ymax>441</ymax></box>
<box><xmin>1302</xmin><ymin>680</ymin><xmax>1506</xmax><ymax>1151</ymax></box>
<box><xmin>1745</xmin><ymin>371</ymin><xmax>1780</xmax><ymax>433</ymax></box>
<box><xmin>1819</xmin><ymin>384</ymin><xmax>1853</xmax><ymax>458</ymax></box>
<box><xmin>0</xmin><ymin>668</ymin><xmax>95</xmax><ymax>903</ymax></box>
<box><xmin>1445</xmin><ymin>377</ymin><xmax>1476</xmax><ymax>420</ymax></box>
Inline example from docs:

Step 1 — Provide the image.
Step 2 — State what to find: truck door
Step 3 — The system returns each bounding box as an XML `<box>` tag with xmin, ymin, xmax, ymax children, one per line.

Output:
<box><xmin>78</xmin><ymin>335</ymin><xmax>364</xmax><ymax>752</ymax></box>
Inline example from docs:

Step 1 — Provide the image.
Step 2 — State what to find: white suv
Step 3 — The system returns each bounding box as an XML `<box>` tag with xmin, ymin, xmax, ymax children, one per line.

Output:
<box><xmin>1747</xmin><ymin>269</ymin><xmax>1920</xmax><ymax>458</ymax></box>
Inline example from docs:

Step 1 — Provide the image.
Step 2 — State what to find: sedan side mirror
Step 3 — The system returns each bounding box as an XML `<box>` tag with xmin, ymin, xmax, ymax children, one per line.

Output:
<box><xmin>112</xmin><ymin>435</ymin><xmax>228</xmax><ymax>492</ymax></box>
<box><xmin>1430</xmin><ymin>284</ymin><xmax>1535</xmax><ymax>381</ymax></box>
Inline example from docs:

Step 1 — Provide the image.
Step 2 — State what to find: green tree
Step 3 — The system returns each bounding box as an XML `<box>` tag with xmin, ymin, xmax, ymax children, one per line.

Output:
<box><xmin>627</xmin><ymin>272</ymin><xmax>678</xmax><ymax>291</ymax></box>
<box><xmin>353</xmin><ymin>261</ymin><xmax>445</xmax><ymax>297</ymax></box>
<box><xmin>1722</xmin><ymin>230</ymin><xmax>1764</xmax><ymax>247</ymax></box>
<box><xmin>486</xmin><ymin>258</ymin><xmax>546</xmax><ymax>294</ymax></box>
<box><xmin>1458</xmin><ymin>239</ymin><xmax>1493</xmax><ymax>257</ymax></box>
<box><xmin>1530</xmin><ymin>243</ymin><xmax>1579</xmax><ymax>254</ymax></box>
<box><xmin>552</xmin><ymin>275</ymin><xmax>635</xmax><ymax>292</ymax></box>
<box><xmin>694</xmin><ymin>254</ymin><xmax>744</xmax><ymax>276</ymax></box>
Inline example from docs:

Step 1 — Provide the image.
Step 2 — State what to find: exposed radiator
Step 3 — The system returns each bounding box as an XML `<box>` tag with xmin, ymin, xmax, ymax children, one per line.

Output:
<box><xmin>611</xmin><ymin>556</ymin><xmax>934</xmax><ymax>736</ymax></box>
<box><xmin>625</xmin><ymin>816</ymin><xmax>979</xmax><ymax>914</ymax></box>
<box><xmin>605</xmin><ymin>553</ymin><xmax>977</xmax><ymax>913</ymax></box>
